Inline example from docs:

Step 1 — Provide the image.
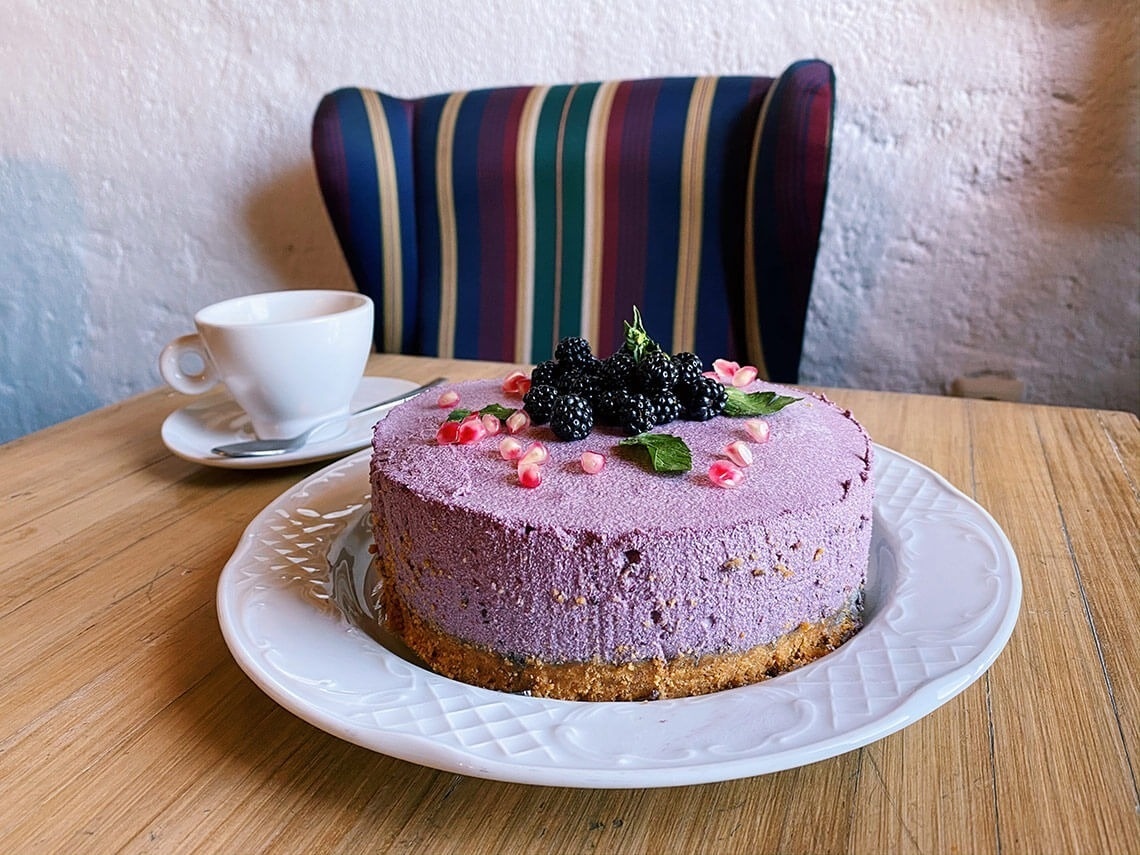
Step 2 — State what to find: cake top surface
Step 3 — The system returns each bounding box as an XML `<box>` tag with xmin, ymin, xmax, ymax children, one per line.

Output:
<box><xmin>371</xmin><ymin>377</ymin><xmax>872</xmax><ymax>535</ymax></box>
<box><xmin>369</xmin><ymin>376</ymin><xmax>866</xmax><ymax>533</ymax></box>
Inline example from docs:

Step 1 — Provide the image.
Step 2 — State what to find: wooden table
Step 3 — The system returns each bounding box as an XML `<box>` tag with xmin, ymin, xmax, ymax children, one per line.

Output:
<box><xmin>2</xmin><ymin>353</ymin><xmax>1137</xmax><ymax>853</ymax></box>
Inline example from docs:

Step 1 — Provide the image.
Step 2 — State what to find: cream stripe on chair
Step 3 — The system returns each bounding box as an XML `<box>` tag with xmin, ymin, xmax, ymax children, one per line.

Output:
<box><xmin>434</xmin><ymin>92</ymin><xmax>464</xmax><ymax>358</ymax></box>
<box><xmin>361</xmin><ymin>91</ymin><xmax>404</xmax><ymax>353</ymax></box>
<box><xmin>550</xmin><ymin>85</ymin><xmax>577</xmax><ymax>350</ymax></box>
<box><xmin>672</xmin><ymin>77</ymin><xmax>718</xmax><ymax>355</ymax></box>
<box><xmin>580</xmin><ymin>81</ymin><xmax>619</xmax><ymax>350</ymax></box>
<box><xmin>742</xmin><ymin>83</ymin><xmax>776</xmax><ymax>380</ymax></box>
<box><xmin>513</xmin><ymin>86</ymin><xmax>547</xmax><ymax>363</ymax></box>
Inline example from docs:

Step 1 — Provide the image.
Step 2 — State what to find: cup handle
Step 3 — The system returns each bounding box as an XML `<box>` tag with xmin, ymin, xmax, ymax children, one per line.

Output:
<box><xmin>159</xmin><ymin>333</ymin><xmax>219</xmax><ymax>395</ymax></box>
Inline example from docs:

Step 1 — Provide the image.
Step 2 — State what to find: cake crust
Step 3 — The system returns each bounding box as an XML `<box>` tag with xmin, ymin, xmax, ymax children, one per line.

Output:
<box><xmin>381</xmin><ymin>578</ymin><xmax>862</xmax><ymax>701</ymax></box>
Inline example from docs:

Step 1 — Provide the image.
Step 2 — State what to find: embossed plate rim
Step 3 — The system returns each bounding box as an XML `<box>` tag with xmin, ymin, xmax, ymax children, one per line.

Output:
<box><xmin>217</xmin><ymin>444</ymin><xmax>1021</xmax><ymax>788</ymax></box>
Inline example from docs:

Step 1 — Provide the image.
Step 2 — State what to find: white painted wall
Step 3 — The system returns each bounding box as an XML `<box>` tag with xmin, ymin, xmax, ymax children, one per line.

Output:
<box><xmin>2</xmin><ymin>1</ymin><xmax>1137</xmax><ymax>442</ymax></box>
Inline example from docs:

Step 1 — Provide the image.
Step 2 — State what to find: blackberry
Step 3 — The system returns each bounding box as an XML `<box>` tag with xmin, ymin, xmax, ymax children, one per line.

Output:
<box><xmin>678</xmin><ymin>376</ymin><xmax>728</xmax><ymax>421</ymax></box>
<box><xmin>591</xmin><ymin>388</ymin><xmax>625</xmax><ymax>426</ymax></box>
<box><xmin>522</xmin><ymin>383</ymin><xmax>560</xmax><ymax>424</ymax></box>
<box><xmin>599</xmin><ymin>351</ymin><xmax>637</xmax><ymax>391</ymax></box>
<box><xmin>615</xmin><ymin>391</ymin><xmax>656</xmax><ymax>435</ymax></box>
<box><xmin>530</xmin><ymin>359</ymin><xmax>561</xmax><ymax>388</ymax></box>
<box><xmin>554</xmin><ymin>336</ymin><xmax>594</xmax><ymax>369</ymax></box>
<box><xmin>671</xmin><ymin>352</ymin><xmax>704</xmax><ymax>386</ymax></box>
<box><xmin>556</xmin><ymin>366</ymin><xmax>601</xmax><ymax>401</ymax></box>
<box><xmin>651</xmin><ymin>392</ymin><xmax>683</xmax><ymax>425</ymax></box>
<box><xmin>635</xmin><ymin>350</ymin><xmax>679</xmax><ymax>395</ymax></box>
<box><xmin>550</xmin><ymin>394</ymin><xmax>594</xmax><ymax>441</ymax></box>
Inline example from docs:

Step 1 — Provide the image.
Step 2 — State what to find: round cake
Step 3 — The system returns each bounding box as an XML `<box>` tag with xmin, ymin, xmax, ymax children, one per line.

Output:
<box><xmin>369</xmin><ymin>375</ymin><xmax>874</xmax><ymax>701</ymax></box>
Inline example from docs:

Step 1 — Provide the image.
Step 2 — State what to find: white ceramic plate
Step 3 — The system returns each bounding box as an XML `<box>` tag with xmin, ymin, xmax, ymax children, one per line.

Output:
<box><xmin>161</xmin><ymin>376</ymin><xmax>418</xmax><ymax>469</ymax></box>
<box><xmin>217</xmin><ymin>445</ymin><xmax>1021</xmax><ymax>788</ymax></box>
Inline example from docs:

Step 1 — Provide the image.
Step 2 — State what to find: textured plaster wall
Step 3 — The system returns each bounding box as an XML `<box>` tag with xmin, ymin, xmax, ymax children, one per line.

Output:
<box><xmin>2</xmin><ymin>1</ymin><xmax>1137</xmax><ymax>443</ymax></box>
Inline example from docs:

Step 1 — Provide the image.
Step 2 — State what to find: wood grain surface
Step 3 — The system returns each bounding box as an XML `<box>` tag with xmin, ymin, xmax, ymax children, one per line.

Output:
<box><xmin>1</xmin><ymin>353</ymin><xmax>1136</xmax><ymax>854</ymax></box>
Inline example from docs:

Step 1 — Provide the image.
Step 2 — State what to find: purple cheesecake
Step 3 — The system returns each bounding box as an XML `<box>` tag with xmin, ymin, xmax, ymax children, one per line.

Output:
<box><xmin>370</xmin><ymin>378</ymin><xmax>874</xmax><ymax>701</ymax></box>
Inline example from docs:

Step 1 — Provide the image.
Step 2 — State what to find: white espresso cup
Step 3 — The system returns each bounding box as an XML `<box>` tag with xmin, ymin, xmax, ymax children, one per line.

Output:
<box><xmin>159</xmin><ymin>290</ymin><xmax>374</xmax><ymax>439</ymax></box>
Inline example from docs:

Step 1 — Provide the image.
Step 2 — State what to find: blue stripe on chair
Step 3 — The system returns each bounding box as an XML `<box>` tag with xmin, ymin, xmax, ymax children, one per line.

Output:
<box><xmin>313</xmin><ymin>89</ymin><xmax>420</xmax><ymax>354</ymax></box>
<box><xmin>694</xmin><ymin>77</ymin><xmax>769</xmax><ymax>364</ymax></box>
<box><xmin>645</xmin><ymin>77</ymin><xmax>697</xmax><ymax>351</ymax></box>
<box><xmin>450</xmin><ymin>89</ymin><xmax>491</xmax><ymax>358</ymax></box>
<box><xmin>319</xmin><ymin>90</ymin><xmax>384</xmax><ymax>327</ymax></box>
<box><xmin>380</xmin><ymin>94</ymin><xmax>419</xmax><ymax>354</ymax></box>
<box><xmin>412</xmin><ymin>94</ymin><xmax>448</xmax><ymax>357</ymax></box>
<box><xmin>637</xmin><ymin>77</ymin><xmax>690</xmax><ymax>353</ymax></box>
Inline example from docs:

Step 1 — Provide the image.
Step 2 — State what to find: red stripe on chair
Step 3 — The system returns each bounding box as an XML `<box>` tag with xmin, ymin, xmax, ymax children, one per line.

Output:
<box><xmin>614</xmin><ymin>80</ymin><xmax>661</xmax><ymax>353</ymax></box>
<box><xmin>596</xmin><ymin>80</ymin><xmax>665</xmax><ymax>356</ymax></box>
<box><xmin>475</xmin><ymin>88</ymin><xmax>529</xmax><ymax>360</ymax></box>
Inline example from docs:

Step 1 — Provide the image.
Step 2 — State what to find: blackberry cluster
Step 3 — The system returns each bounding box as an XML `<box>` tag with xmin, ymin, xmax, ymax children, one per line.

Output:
<box><xmin>523</xmin><ymin>335</ymin><xmax>727</xmax><ymax>438</ymax></box>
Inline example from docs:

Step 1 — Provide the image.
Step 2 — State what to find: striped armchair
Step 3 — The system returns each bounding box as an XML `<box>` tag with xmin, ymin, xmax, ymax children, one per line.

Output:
<box><xmin>312</xmin><ymin>61</ymin><xmax>833</xmax><ymax>382</ymax></box>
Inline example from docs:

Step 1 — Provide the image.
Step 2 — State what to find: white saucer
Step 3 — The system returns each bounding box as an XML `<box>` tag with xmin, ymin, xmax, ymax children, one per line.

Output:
<box><xmin>161</xmin><ymin>376</ymin><xmax>419</xmax><ymax>469</ymax></box>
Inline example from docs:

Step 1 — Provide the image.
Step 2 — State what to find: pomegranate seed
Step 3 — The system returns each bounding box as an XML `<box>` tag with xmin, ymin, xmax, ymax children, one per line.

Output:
<box><xmin>744</xmin><ymin>418</ymin><xmax>770</xmax><ymax>443</ymax></box>
<box><xmin>481</xmin><ymin>413</ymin><xmax>501</xmax><ymax>435</ymax></box>
<box><xmin>580</xmin><ymin>451</ymin><xmax>606</xmax><ymax>474</ymax></box>
<box><xmin>725</xmin><ymin>440</ymin><xmax>754</xmax><ymax>467</ymax></box>
<box><xmin>435</xmin><ymin>421</ymin><xmax>460</xmax><ymax>444</ymax></box>
<box><xmin>518</xmin><ymin>462</ymin><xmax>542</xmax><ymax>488</ymax></box>
<box><xmin>501</xmin><ymin>371</ymin><xmax>530</xmax><ymax>396</ymax></box>
<box><xmin>457</xmin><ymin>418</ymin><xmax>487</xmax><ymax>445</ymax></box>
<box><xmin>519</xmin><ymin>442</ymin><xmax>548</xmax><ymax>467</ymax></box>
<box><xmin>712</xmin><ymin>358</ymin><xmax>740</xmax><ymax>382</ymax></box>
<box><xmin>709</xmin><ymin>460</ymin><xmax>745</xmax><ymax>488</ymax></box>
<box><xmin>437</xmin><ymin>390</ymin><xmax>460</xmax><ymax>408</ymax></box>
<box><xmin>498</xmin><ymin>436</ymin><xmax>524</xmax><ymax>460</ymax></box>
<box><xmin>505</xmin><ymin>410</ymin><xmax>530</xmax><ymax>434</ymax></box>
<box><xmin>732</xmin><ymin>365</ymin><xmax>759</xmax><ymax>387</ymax></box>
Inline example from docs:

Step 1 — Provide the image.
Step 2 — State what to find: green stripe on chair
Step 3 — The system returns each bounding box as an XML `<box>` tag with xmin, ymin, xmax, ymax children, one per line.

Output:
<box><xmin>530</xmin><ymin>85</ymin><xmax>575</xmax><ymax>362</ymax></box>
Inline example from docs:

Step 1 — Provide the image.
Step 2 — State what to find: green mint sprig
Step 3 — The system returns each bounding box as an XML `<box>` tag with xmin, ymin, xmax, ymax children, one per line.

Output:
<box><xmin>618</xmin><ymin>433</ymin><xmax>692</xmax><ymax>473</ymax></box>
<box><xmin>622</xmin><ymin>306</ymin><xmax>662</xmax><ymax>364</ymax></box>
<box><xmin>723</xmin><ymin>389</ymin><xmax>801</xmax><ymax>418</ymax></box>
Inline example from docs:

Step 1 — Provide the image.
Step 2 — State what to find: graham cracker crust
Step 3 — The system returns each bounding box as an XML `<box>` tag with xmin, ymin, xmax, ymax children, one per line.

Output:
<box><xmin>381</xmin><ymin>588</ymin><xmax>862</xmax><ymax>702</ymax></box>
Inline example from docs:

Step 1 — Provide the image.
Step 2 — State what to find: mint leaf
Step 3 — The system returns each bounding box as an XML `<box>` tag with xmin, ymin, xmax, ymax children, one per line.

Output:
<box><xmin>723</xmin><ymin>389</ymin><xmax>801</xmax><ymax>418</ymax></box>
<box><xmin>618</xmin><ymin>433</ymin><xmax>692</xmax><ymax>473</ymax></box>
<box><xmin>447</xmin><ymin>403</ymin><xmax>517</xmax><ymax>422</ymax></box>
<box><xmin>478</xmin><ymin>403</ymin><xmax>516</xmax><ymax>420</ymax></box>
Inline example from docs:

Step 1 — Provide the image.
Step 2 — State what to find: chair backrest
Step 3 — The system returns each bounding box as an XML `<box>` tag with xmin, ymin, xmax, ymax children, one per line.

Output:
<box><xmin>312</xmin><ymin>60</ymin><xmax>833</xmax><ymax>382</ymax></box>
